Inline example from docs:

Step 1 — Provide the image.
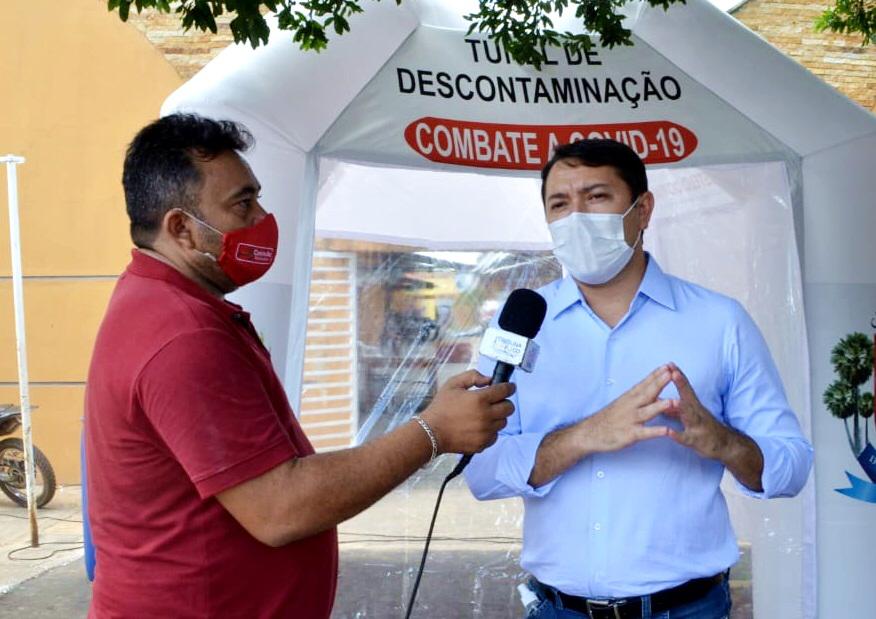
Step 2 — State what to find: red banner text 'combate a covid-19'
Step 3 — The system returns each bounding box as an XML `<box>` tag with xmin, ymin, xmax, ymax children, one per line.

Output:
<box><xmin>404</xmin><ymin>117</ymin><xmax>698</xmax><ymax>170</ymax></box>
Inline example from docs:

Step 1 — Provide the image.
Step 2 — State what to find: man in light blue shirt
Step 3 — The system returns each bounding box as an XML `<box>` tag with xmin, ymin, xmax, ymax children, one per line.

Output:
<box><xmin>464</xmin><ymin>139</ymin><xmax>813</xmax><ymax>619</ymax></box>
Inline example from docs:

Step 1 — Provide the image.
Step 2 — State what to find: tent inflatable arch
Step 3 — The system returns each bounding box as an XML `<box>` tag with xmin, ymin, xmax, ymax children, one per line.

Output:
<box><xmin>162</xmin><ymin>0</ymin><xmax>876</xmax><ymax>616</ymax></box>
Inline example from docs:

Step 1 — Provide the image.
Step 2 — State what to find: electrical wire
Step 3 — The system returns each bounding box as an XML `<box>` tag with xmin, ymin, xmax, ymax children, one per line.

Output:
<box><xmin>0</xmin><ymin>512</ymin><xmax>83</xmax><ymax>523</ymax></box>
<box><xmin>340</xmin><ymin>531</ymin><xmax>517</xmax><ymax>539</ymax></box>
<box><xmin>0</xmin><ymin>513</ymin><xmax>519</xmax><ymax>545</ymax></box>
<box><xmin>7</xmin><ymin>541</ymin><xmax>84</xmax><ymax>561</ymax></box>
<box><xmin>338</xmin><ymin>532</ymin><xmax>520</xmax><ymax>546</ymax></box>
<box><xmin>1</xmin><ymin>512</ymin><xmax>87</xmax><ymax>560</ymax></box>
<box><xmin>402</xmin><ymin>457</ymin><xmax>471</xmax><ymax>619</ymax></box>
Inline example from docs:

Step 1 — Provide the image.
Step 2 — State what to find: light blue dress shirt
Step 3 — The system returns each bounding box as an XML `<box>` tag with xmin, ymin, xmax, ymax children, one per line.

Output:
<box><xmin>464</xmin><ymin>256</ymin><xmax>813</xmax><ymax>599</ymax></box>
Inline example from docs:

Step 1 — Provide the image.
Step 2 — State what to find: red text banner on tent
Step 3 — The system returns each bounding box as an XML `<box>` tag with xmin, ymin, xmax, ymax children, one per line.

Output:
<box><xmin>404</xmin><ymin>117</ymin><xmax>698</xmax><ymax>170</ymax></box>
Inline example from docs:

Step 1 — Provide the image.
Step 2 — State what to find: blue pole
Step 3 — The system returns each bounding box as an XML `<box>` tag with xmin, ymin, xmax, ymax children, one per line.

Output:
<box><xmin>81</xmin><ymin>433</ymin><xmax>95</xmax><ymax>581</ymax></box>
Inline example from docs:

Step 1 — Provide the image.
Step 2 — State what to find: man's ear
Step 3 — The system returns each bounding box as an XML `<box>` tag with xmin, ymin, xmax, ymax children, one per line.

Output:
<box><xmin>638</xmin><ymin>191</ymin><xmax>655</xmax><ymax>231</ymax></box>
<box><xmin>163</xmin><ymin>209</ymin><xmax>197</xmax><ymax>250</ymax></box>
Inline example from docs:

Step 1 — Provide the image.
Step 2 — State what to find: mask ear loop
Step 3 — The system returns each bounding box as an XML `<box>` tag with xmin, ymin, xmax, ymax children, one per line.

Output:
<box><xmin>624</xmin><ymin>195</ymin><xmax>645</xmax><ymax>249</ymax></box>
<box><xmin>630</xmin><ymin>229</ymin><xmax>644</xmax><ymax>250</ymax></box>
<box><xmin>621</xmin><ymin>194</ymin><xmax>643</xmax><ymax>218</ymax></box>
<box><xmin>175</xmin><ymin>208</ymin><xmax>222</xmax><ymax>261</ymax></box>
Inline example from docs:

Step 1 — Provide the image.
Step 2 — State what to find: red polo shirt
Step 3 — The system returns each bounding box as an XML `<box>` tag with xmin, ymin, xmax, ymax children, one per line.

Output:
<box><xmin>85</xmin><ymin>250</ymin><xmax>337</xmax><ymax>618</ymax></box>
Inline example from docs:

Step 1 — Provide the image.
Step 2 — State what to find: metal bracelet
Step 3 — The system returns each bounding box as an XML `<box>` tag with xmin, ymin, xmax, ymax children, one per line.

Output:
<box><xmin>411</xmin><ymin>414</ymin><xmax>439</xmax><ymax>463</ymax></box>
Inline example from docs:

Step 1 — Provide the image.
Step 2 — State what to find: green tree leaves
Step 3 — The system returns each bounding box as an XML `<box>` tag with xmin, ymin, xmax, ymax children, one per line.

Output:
<box><xmin>105</xmin><ymin>0</ymin><xmax>687</xmax><ymax>67</ymax></box>
<box><xmin>816</xmin><ymin>0</ymin><xmax>876</xmax><ymax>46</ymax></box>
<box><xmin>830</xmin><ymin>332</ymin><xmax>873</xmax><ymax>387</ymax></box>
<box><xmin>824</xmin><ymin>332</ymin><xmax>874</xmax><ymax>456</ymax></box>
<box><xmin>106</xmin><ymin>0</ymin><xmax>875</xmax><ymax>62</ymax></box>
<box><xmin>824</xmin><ymin>380</ymin><xmax>860</xmax><ymax>420</ymax></box>
<box><xmin>109</xmin><ymin>0</ymin><xmax>172</xmax><ymax>23</ymax></box>
<box><xmin>462</xmin><ymin>0</ymin><xmax>677</xmax><ymax>68</ymax></box>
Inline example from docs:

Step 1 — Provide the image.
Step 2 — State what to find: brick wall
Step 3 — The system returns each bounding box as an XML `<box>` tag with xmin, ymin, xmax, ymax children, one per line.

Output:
<box><xmin>733</xmin><ymin>0</ymin><xmax>876</xmax><ymax>112</ymax></box>
<box><xmin>125</xmin><ymin>8</ymin><xmax>234</xmax><ymax>80</ymax></box>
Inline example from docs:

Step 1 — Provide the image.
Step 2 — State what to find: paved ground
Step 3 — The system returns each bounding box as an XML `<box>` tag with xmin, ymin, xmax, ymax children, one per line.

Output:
<box><xmin>0</xmin><ymin>467</ymin><xmax>529</xmax><ymax>618</ymax></box>
<box><xmin>0</xmin><ymin>485</ymin><xmax>86</xmax><ymax>593</ymax></box>
<box><xmin>0</xmin><ymin>465</ymin><xmax>752</xmax><ymax>618</ymax></box>
<box><xmin>0</xmin><ymin>561</ymin><xmax>90</xmax><ymax>617</ymax></box>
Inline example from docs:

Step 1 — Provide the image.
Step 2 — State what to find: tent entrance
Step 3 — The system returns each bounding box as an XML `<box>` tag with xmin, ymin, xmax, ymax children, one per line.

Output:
<box><xmin>298</xmin><ymin>158</ymin><xmax>811</xmax><ymax>618</ymax></box>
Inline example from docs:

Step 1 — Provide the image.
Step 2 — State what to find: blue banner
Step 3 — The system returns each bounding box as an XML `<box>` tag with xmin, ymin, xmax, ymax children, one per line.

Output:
<box><xmin>857</xmin><ymin>442</ymin><xmax>876</xmax><ymax>483</ymax></box>
<box><xmin>836</xmin><ymin>442</ymin><xmax>876</xmax><ymax>503</ymax></box>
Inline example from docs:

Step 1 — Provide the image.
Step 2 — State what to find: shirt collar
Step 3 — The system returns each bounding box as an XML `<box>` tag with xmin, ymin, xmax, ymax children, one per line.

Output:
<box><xmin>638</xmin><ymin>254</ymin><xmax>676</xmax><ymax>311</ymax></box>
<box><xmin>549</xmin><ymin>253</ymin><xmax>676</xmax><ymax>320</ymax></box>
<box><xmin>126</xmin><ymin>249</ymin><xmax>247</xmax><ymax>320</ymax></box>
<box><xmin>550</xmin><ymin>275</ymin><xmax>584</xmax><ymax>320</ymax></box>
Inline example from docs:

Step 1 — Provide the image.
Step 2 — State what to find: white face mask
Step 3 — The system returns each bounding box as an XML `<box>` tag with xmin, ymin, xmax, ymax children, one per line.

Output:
<box><xmin>548</xmin><ymin>196</ymin><xmax>643</xmax><ymax>285</ymax></box>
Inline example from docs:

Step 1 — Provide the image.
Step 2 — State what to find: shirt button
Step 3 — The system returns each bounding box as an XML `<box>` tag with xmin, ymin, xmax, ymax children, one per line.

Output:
<box><xmin>596</xmin><ymin>471</ymin><xmax>605</xmax><ymax>479</ymax></box>
<box><xmin>594</xmin><ymin>523</ymin><xmax>602</xmax><ymax>531</ymax></box>
<box><xmin>606</xmin><ymin>378</ymin><xmax>615</xmax><ymax>386</ymax></box>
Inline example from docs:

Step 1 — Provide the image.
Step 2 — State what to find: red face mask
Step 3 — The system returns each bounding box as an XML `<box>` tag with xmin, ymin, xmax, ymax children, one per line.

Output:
<box><xmin>183</xmin><ymin>211</ymin><xmax>279</xmax><ymax>286</ymax></box>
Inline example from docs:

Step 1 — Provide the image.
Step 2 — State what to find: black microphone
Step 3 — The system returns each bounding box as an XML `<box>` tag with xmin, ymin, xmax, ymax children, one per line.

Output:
<box><xmin>447</xmin><ymin>288</ymin><xmax>547</xmax><ymax>480</ymax></box>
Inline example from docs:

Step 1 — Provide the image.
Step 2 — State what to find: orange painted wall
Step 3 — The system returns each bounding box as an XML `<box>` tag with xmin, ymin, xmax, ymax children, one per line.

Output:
<box><xmin>0</xmin><ymin>0</ymin><xmax>183</xmax><ymax>485</ymax></box>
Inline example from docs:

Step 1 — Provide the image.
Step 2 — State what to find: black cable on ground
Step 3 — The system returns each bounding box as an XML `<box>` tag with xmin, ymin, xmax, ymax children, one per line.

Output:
<box><xmin>0</xmin><ymin>512</ymin><xmax>83</xmax><ymax>523</ymax></box>
<box><xmin>403</xmin><ymin>457</ymin><xmax>470</xmax><ymax>619</ymax></box>
<box><xmin>7</xmin><ymin>541</ymin><xmax>84</xmax><ymax>561</ymax></box>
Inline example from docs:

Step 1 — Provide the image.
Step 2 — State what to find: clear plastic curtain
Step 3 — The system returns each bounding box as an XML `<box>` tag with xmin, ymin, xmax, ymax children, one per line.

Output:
<box><xmin>302</xmin><ymin>159</ymin><xmax>809</xmax><ymax>618</ymax></box>
<box><xmin>646</xmin><ymin>162</ymin><xmax>812</xmax><ymax>619</ymax></box>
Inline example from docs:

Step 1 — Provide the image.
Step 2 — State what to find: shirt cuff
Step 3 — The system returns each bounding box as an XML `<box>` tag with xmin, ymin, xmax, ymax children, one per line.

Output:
<box><xmin>495</xmin><ymin>432</ymin><xmax>559</xmax><ymax>498</ymax></box>
<box><xmin>734</xmin><ymin>434</ymin><xmax>810</xmax><ymax>499</ymax></box>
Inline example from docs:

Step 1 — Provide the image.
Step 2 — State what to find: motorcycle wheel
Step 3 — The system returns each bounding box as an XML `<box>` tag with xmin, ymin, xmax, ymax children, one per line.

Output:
<box><xmin>0</xmin><ymin>438</ymin><xmax>57</xmax><ymax>508</ymax></box>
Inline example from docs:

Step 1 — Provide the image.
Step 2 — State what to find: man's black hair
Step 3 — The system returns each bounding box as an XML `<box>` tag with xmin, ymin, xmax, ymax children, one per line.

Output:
<box><xmin>122</xmin><ymin>114</ymin><xmax>253</xmax><ymax>248</ymax></box>
<box><xmin>540</xmin><ymin>139</ymin><xmax>648</xmax><ymax>202</ymax></box>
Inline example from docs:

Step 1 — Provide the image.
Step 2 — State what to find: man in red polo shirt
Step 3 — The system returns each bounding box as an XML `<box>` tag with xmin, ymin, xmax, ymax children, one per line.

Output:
<box><xmin>84</xmin><ymin>114</ymin><xmax>515</xmax><ymax>618</ymax></box>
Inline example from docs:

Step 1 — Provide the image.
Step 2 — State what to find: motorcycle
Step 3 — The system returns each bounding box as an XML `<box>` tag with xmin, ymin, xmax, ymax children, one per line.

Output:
<box><xmin>0</xmin><ymin>404</ymin><xmax>56</xmax><ymax>508</ymax></box>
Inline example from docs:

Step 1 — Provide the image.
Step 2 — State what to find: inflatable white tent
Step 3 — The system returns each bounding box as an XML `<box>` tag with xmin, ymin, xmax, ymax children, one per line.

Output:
<box><xmin>163</xmin><ymin>1</ymin><xmax>876</xmax><ymax>616</ymax></box>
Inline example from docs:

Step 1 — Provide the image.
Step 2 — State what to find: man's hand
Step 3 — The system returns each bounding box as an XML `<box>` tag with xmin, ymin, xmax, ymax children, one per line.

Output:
<box><xmin>528</xmin><ymin>365</ymin><xmax>673</xmax><ymax>487</ymax></box>
<box><xmin>663</xmin><ymin>364</ymin><xmax>730</xmax><ymax>460</ymax></box>
<box><xmin>579</xmin><ymin>364</ymin><xmax>674</xmax><ymax>453</ymax></box>
<box><xmin>419</xmin><ymin>370</ymin><xmax>516</xmax><ymax>455</ymax></box>
<box><xmin>665</xmin><ymin>363</ymin><xmax>764</xmax><ymax>491</ymax></box>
